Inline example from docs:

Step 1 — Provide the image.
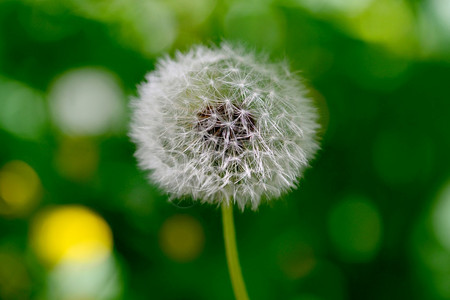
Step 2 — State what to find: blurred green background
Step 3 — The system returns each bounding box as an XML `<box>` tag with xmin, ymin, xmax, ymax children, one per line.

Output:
<box><xmin>1</xmin><ymin>0</ymin><xmax>450</xmax><ymax>299</ymax></box>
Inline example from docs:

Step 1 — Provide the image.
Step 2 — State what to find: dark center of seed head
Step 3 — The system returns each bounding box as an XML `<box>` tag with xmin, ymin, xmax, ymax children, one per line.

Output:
<box><xmin>197</xmin><ymin>103</ymin><xmax>256</xmax><ymax>149</ymax></box>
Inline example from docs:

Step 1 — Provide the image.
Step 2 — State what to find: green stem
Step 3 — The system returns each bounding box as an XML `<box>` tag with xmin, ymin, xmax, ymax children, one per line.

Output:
<box><xmin>221</xmin><ymin>201</ymin><xmax>250</xmax><ymax>300</ymax></box>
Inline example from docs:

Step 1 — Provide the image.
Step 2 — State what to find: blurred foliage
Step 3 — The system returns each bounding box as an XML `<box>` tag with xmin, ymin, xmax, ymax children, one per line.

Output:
<box><xmin>0</xmin><ymin>0</ymin><xmax>450</xmax><ymax>299</ymax></box>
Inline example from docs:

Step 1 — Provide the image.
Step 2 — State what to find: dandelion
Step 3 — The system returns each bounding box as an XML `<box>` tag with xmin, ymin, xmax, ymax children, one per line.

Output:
<box><xmin>130</xmin><ymin>43</ymin><xmax>320</xmax><ymax>300</ymax></box>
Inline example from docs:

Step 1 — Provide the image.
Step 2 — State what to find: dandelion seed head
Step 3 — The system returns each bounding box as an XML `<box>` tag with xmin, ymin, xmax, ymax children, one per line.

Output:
<box><xmin>130</xmin><ymin>43</ymin><xmax>320</xmax><ymax>210</ymax></box>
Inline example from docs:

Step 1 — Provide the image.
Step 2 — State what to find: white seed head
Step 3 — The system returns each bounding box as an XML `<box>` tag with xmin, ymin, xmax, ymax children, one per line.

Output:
<box><xmin>130</xmin><ymin>43</ymin><xmax>320</xmax><ymax>210</ymax></box>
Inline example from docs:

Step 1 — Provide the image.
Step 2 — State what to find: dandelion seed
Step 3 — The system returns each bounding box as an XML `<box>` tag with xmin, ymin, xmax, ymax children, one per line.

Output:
<box><xmin>130</xmin><ymin>43</ymin><xmax>320</xmax><ymax>211</ymax></box>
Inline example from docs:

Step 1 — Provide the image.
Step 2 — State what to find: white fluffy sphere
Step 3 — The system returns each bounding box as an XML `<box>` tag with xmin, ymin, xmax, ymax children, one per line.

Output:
<box><xmin>130</xmin><ymin>44</ymin><xmax>320</xmax><ymax>210</ymax></box>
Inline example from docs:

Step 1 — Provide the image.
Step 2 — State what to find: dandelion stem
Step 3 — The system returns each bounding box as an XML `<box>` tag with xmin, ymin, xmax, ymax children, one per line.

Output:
<box><xmin>222</xmin><ymin>201</ymin><xmax>250</xmax><ymax>300</ymax></box>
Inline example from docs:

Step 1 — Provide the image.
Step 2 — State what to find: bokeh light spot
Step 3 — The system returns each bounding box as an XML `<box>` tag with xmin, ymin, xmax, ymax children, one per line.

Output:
<box><xmin>0</xmin><ymin>77</ymin><xmax>47</xmax><ymax>140</ymax></box>
<box><xmin>117</xmin><ymin>1</ymin><xmax>177</xmax><ymax>56</ymax></box>
<box><xmin>30</xmin><ymin>205</ymin><xmax>113</xmax><ymax>266</ymax></box>
<box><xmin>432</xmin><ymin>180</ymin><xmax>450</xmax><ymax>251</ymax></box>
<box><xmin>278</xmin><ymin>243</ymin><xmax>316</xmax><ymax>280</ymax></box>
<box><xmin>0</xmin><ymin>250</ymin><xmax>31</xmax><ymax>300</ymax></box>
<box><xmin>328</xmin><ymin>195</ymin><xmax>382</xmax><ymax>262</ymax></box>
<box><xmin>55</xmin><ymin>137</ymin><xmax>99</xmax><ymax>182</ymax></box>
<box><xmin>430</xmin><ymin>0</ymin><xmax>450</xmax><ymax>32</ymax></box>
<box><xmin>166</xmin><ymin>0</ymin><xmax>216</xmax><ymax>27</ymax></box>
<box><xmin>48</xmin><ymin>68</ymin><xmax>125</xmax><ymax>136</ymax></box>
<box><xmin>159</xmin><ymin>214</ymin><xmax>205</xmax><ymax>262</ymax></box>
<box><xmin>348</xmin><ymin>0</ymin><xmax>415</xmax><ymax>54</ymax></box>
<box><xmin>48</xmin><ymin>255</ymin><xmax>122</xmax><ymax>300</ymax></box>
<box><xmin>0</xmin><ymin>161</ymin><xmax>42</xmax><ymax>217</ymax></box>
<box><xmin>412</xmin><ymin>182</ymin><xmax>450</xmax><ymax>300</ymax></box>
